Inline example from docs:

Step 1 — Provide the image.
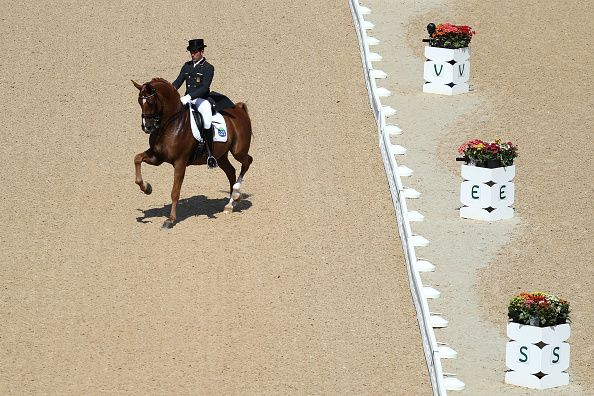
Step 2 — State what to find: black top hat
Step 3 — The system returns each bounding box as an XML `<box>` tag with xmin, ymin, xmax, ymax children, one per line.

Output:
<box><xmin>187</xmin><ymin>39</ymin><xmax>207</xmax><ymax>52</ymax></box>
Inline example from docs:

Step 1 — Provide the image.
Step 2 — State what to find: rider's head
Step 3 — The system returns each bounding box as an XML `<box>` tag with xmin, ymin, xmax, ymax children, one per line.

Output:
<box><xmin>190</xmin><ymin>49</ymin><xmax>204</xmax><ymax>62</ymax></box>
<box><xmin>187</xmin><ymin>39</ymin><xmax>206</xmax><ymax>61</ymax></box>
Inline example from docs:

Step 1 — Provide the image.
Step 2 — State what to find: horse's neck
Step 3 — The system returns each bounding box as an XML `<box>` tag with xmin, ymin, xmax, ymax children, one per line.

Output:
<box><xmin>155</xmin><ymin>84</ymin><xmax>181</xmax><ymax>114</ymax></box>
<box><xmin>163</xmin><ymin>102</ymin><xmax>183</xmax><ymax>120</ymax></box>
<box><xmin>155</xmin><ymin>106</ymin><xmax>190</xmax><ymax>143</ymax></box>
<box><xmin>156</xmin><ymin>89</ymin><xmax>183</xmax><ymax>123</ymax></box>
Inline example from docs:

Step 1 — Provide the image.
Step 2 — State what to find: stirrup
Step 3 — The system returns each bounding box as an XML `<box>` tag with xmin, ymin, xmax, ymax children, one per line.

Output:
<box><xmin>207</xmin><ymin>155</ymin><xmax>218</xmax><ymax>169</ymax></box>
<box><xmin>202</xmin><ymin>124</ymin><xmax>217</xmax><ymax>169</ymax></box>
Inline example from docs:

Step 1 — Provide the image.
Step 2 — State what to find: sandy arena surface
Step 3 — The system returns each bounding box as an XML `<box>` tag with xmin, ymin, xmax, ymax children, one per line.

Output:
<box><xmin>0</xmin><ymin>0</ymin><xmax>432</xmax><ymax>394</ymax></box>
<box><xmin>2</xmin><ymin>0</ymin><xmax>592</xmax><ymax>394</ymax></box>
<box><xmin>365</xmin><ymin>0</ymin><xmax>593</xmax><ymax>394</ymax></box>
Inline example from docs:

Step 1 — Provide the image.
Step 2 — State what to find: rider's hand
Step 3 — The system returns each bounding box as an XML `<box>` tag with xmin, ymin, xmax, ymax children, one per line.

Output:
<box><xmin>180</xmin><ymin>95</ymin><xmax>192</xmax><ymax>105</ymax></box>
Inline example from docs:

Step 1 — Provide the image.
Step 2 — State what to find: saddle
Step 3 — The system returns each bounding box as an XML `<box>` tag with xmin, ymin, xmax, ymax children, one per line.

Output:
<box><xmin>188</xmin><ymin>111</ymin><xmax>207</xmax><ymax>166</ymax></box>
<box><xmin>190</xmin><ymin>104</ymin><xmax>207</xmax><ymax>135</ymax></box>
<box><xmin>188</xmin><ymin>92</ymin><xmax>234</xmax><ymax>167</ymax></box>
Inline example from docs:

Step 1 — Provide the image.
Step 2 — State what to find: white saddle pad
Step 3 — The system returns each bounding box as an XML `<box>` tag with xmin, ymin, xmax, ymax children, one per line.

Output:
<box><xmin>189</xmin><ymin>108</ymin><xmax>228</xmax><ymax>143</ymax></box>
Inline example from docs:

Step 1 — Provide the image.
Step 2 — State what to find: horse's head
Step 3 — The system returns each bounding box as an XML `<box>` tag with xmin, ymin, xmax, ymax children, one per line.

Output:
<box><xmin>133</xmin><ymin>80</ymin><xmax>164</xmax><ymax>134</ymax></box>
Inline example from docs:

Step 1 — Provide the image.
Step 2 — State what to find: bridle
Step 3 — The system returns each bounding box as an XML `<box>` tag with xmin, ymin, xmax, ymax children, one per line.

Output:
<box><xmin>140</xmin><ymin>89</ymin><xmax>162</xmax><ymax>133</ymax></box>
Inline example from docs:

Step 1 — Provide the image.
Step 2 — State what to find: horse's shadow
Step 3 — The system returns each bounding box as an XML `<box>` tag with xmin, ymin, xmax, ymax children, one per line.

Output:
<box><xmin>136</xmin><ymin>192</ymin><xmax>252</xmax><ymax>224</ymax></box>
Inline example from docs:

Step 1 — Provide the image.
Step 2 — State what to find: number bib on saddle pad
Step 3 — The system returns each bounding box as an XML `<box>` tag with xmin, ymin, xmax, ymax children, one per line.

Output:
<box><xmin>189</xmin><ymin>108</ymin><xmax>228</xmax><ymax>143</ymax></box>
<box><xmin>211</xmin><ymin>115</ymin><xmax>228</xmax><ymax>143</ymax></box>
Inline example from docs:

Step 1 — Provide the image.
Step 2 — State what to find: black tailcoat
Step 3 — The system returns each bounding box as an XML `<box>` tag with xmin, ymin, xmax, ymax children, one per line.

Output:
<box><xmin>172</xmin><ymin>57</ymin><xmax>214</xmax><ymax>99</ymax></box>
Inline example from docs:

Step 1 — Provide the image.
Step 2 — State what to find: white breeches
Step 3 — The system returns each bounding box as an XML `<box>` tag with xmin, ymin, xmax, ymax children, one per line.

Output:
<box><xmin>191</xmin><ymin>98</ymin><xmax>212</xmax><ymax>129</ymax></box>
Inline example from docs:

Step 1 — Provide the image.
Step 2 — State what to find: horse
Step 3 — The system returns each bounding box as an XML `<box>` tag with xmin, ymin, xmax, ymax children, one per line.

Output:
<box><xmin>132</xmin><ymin>78</ymin><xmax>253</xmax><ymax>228</ymax></box>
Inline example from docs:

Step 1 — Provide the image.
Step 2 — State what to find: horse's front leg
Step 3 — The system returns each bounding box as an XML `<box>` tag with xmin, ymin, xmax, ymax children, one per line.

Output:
<box><xmin>134</xmin><ymin>149</ymin><xmax>161</xmax><ymax>194</ymax></box>
<box><xmin>163</xmin><ymin>160</ymin><xmax>187</xmax><ymax>229</ymax></box>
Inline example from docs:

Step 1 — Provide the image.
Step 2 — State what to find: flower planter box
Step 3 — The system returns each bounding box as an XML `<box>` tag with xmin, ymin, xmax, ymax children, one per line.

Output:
<box><xmin>423</xmin><ymin>46</ymin><xmax>470</xmax><ymax>95</ymax></box>
<box><xmin>505</xmin><ymin>323</ymin><xmax>570</xmax><ymax>389</ymax></box>
<box><xmin>459</xmin><ymin>164</ymin><xmax>515</xmax><ymax>221</ymax></box>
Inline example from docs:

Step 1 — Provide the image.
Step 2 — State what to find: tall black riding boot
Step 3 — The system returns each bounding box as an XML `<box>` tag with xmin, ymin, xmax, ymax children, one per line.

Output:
<box><xmin>204</xmin><ymin>126</ymin><xmax>218</xmax><ymax>168</ymax></box>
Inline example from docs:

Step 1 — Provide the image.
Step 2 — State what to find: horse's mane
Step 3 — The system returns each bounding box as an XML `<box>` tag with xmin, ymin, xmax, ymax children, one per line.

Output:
<box><xmin>150</xmin><ymin>77</ymin><xmax>171</xmax><ymax>86</ymax></box>
<box><xmin>150</xmin><ymin>78</ymin><xmax>179</xmax><ymax>97</ymax></box>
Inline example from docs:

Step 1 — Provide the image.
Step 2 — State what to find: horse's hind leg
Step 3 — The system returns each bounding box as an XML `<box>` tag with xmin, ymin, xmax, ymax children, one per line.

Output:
<box><xmin>231</xmin><ymin>153</ymin><xmax>253</xmax><ymax>201</ymax></box>
<box><xmin>217</xmin><ymin>154</ymin><xmax>237</xmax><ymax>214</ymax></box>
<box><xmin>134</xmin><ymin>149</ymin><xmax>161</xmax><ymax>194</ymax></box>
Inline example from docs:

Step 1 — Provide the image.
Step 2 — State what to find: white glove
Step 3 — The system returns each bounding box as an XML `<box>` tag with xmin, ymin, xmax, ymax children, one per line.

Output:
<box><xmin>180</xmin><ymin>95</ymin><xmax>192</xmax><ymax>105</ymax></box>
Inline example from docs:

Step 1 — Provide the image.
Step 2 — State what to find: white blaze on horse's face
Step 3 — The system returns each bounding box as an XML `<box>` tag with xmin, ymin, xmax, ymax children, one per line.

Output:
<box><xmin>139</xmin><ymin>87</ymin><xmax>161</xmax><ymax>134</ymax></box>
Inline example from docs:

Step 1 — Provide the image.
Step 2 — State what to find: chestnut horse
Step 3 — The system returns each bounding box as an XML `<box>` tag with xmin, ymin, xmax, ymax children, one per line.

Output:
<box><xmin>132</xmin><ymin>78</ymin><xmax>253</xmax><ymax>228</ymax></box>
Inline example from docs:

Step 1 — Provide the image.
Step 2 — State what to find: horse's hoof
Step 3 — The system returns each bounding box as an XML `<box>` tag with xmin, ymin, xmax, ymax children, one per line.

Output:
<box><xmin>223</xmin><ymin>206</ymin><xmax>233</xmax><ymax>214</ymax></box>
<box><xmin>162</xmin><ymin>219</ymin><xmax>175</xmax><ymax>229</ymax></box>
<box><xmin>232</xmin><ymin>191</ymin><xmax>241</xmax><ymax>201</ymax></box>
<box><xmin>145</xmin><ymin>183</ymin><xmax>152</xmax><ymax>195</ymax></box>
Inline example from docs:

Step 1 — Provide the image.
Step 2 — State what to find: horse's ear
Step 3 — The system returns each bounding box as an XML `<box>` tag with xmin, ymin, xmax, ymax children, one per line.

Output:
<box><xmin>132</xmin><ymin>80</ymin><xmax>142</xmax><ymax>90</ymax></box>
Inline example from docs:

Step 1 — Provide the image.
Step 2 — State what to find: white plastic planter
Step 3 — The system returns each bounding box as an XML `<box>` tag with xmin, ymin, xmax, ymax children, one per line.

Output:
<box><xmin>423</xmin><ymin>46</ymin><xmax>470</xmax><ymax>95</ymax></box>
<box><xmin>505</xmin><ymin>323</ymin><xmax>570</xmax><ymax>389</ymax></box>
<box><xmin>459</xmin><ymin>164</ymin><xmax>515</xmax><ymax>221</ymax></box>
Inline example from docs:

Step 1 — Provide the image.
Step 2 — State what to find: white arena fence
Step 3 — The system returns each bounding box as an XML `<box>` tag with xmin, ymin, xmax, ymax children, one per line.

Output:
<box><xmin>347</xmin><ymin>1</ymin><xmax>465</xmax><ymax>394</ymax></box>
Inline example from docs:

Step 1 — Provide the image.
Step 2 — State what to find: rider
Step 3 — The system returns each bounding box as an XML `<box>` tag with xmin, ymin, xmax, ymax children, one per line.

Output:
<box><xmin>172</xmin><ymin>38</ymin><xmax>217</xmax><ymax>168</ymax></box>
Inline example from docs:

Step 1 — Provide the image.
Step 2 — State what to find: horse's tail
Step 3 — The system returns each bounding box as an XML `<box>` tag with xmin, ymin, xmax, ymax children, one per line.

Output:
<box><xmin>235</xmin><ymin>102</ymin><xmax>253</xmax><ymax>138</ymax></box>
<box><xmin>236</xmin><ymin>102</ymin><xmax>249</xmax><ymax>115</ymax></box>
